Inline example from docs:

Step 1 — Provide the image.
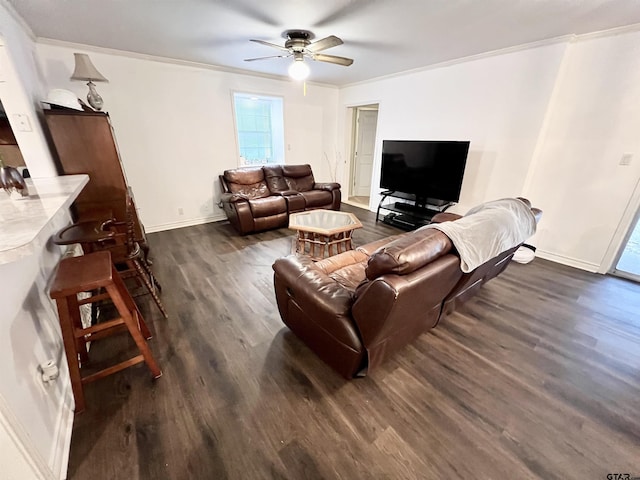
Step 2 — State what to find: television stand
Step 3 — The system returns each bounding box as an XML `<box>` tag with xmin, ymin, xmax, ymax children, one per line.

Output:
<box><xmin>376</xmin><ymin>191</ymin><xmax>454</xmax><ymax>231</ymax></box>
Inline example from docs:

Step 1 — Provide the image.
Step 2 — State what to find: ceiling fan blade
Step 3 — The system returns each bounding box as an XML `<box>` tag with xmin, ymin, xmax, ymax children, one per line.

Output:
<box><xmin>311</xmin><ymin>53</ymin><xmax>354</xmax><ymax>66</ymax></box>
<box><xmin>250</xmin><ymin>39</ymin><xmax>290</xmax><ymax>52</ymax></box>
<box><xmin>306</xmin><ymin>35</ymin><xmax>343</xmax><ymax>53</ymax></box>
<box><xmin>244</xmin><ymin>55</ymin><xmax>290</xmax><ymax>62</ymax></box>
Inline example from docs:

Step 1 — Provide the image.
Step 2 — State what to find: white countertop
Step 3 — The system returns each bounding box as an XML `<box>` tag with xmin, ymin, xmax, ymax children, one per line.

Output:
<box><xmin>0</xmin><ymin>174</ymin><xmax>89</xmax><ymax>264</ymax></box>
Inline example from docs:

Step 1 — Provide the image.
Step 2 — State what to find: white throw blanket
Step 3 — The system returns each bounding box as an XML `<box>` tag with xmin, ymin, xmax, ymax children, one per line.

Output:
<box><xmin>420</xmin><ymin>198</ymin><xmax>537</xmax><ymax>273</ymax></box>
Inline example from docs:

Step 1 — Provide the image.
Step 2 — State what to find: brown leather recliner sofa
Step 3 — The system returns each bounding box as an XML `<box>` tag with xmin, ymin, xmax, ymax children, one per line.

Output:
<box><xmin>219</xmin><ymin>164</ymin><xmax>341</xmax><ymax>235</ymax></box>
<box><xmin>272</xmin><ymin>198</ymin><xmax>542</xmax><ymax>378</ymax></box>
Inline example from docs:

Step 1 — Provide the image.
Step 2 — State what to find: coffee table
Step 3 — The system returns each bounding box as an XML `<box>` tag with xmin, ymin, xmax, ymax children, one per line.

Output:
<box><xmin>289</xmin><ymin>209</ymin><xmax>363</xmax><ymax>259</ymax></box>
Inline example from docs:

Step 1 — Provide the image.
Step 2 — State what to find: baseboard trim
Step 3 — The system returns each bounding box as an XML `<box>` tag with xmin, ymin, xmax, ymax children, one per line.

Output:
<box><xmin>49</xmin><ymin>379</ymin><xmax>74</xmax><ymax>480</ymax></box>
<box><xmin>342</xmin><ymin>199</ymin><xmax>371</xmax><ymax>210</ymax></box>
<box><xmin>145</xmin><ymin>214</ymin><xmax>226</xmax><ymax>233</ymax></box>
<box><xmin>536</xmin><ymin>249</ymin><xmax>600</xmax><ymax>273</ymax></box>
<box><xmin>0</xmin><ymin>393</ymin><xmax>53</xmax><ymax>480</ymax></box>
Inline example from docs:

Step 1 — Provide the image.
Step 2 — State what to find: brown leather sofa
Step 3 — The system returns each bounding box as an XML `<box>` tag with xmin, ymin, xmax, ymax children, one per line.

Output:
<box><xmin>219</xmin><ymin>164</ymin><xmax>341</xmax><ymax>235</ymax></box>
<box><xmin>272</xmin><ymin>198</ymin><xmax>542</xmax><ymax>378</ymax></box>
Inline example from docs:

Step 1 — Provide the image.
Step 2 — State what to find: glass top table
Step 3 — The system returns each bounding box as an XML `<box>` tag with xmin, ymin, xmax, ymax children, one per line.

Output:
<box><xmin>288</xmin><ymin>209</ymin><xmax>363</xmax><ymax>259</ymax></box>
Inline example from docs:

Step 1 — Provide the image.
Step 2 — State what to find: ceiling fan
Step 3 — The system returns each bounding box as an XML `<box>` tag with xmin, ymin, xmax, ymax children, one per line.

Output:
<box><xmin>245</xmin><ymin>29</ymin><xmax>354</xmax><ymax>79</ymax></box>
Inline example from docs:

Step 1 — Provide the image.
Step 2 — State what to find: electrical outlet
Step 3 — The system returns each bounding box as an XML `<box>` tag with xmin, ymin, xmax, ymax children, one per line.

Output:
<box><xmin>620</xmin><ymin>153</ymin><xmax>633</xmax><ymax>166</ymax></box>
<box><xmin>12</xmin><ymin>114</ymin><xmax>32</xmax><ymax>132</ymax></box>
<box><xmin>178</xmin><ymin>207</ymin><xmax>184</xmax><ymax>215</ymax></box>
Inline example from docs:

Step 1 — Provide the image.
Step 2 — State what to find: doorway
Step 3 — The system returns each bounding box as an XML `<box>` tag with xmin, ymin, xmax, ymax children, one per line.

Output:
<box><xmin>612</xmin><ymin>211</ymin><xmax>640</xmax><ymax>282</ymax></box>
<box><xmin>348</xmin><ymin>105</ymin><xmax>378</xmax><ymax>208</ymax></box>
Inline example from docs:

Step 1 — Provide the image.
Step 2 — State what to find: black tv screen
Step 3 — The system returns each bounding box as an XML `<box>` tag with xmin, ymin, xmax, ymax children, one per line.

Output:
<box><xmin>380</xmin><ymin>140</ymin><xmax>469</xmax><ymax>203</ymax></box>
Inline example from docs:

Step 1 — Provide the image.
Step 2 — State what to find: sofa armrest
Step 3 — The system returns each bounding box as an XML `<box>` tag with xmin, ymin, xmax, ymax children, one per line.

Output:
<box><xmin>430</xmin><ymin>212</ymin><xmax>462</xmax><ymax>223</ymax></box>
<box><xmin>273</xmin><ymin>254</ymin><xmax>365</xmax><ymax>377</ymax></box>
<box><xmin>220</xmin><ymin>192</ymin><xmax>248</xmax><ymax>204</ymax></box>
<box><xmin>356</xmin><ymin>234</ymin><xmax>404</xmax><ymax>256</ymax></box>
<box><xmin>352</xmin><ymin>254</ymin><xmax>462</xmax><ymax>371</ymax></box>
<box><xmin>273</xmin><ymin>255</ymin><xmax>354</xmax><ymax>314</ymax></box>
<box><xmin>313</xmin><ymin>182</ymin><xmax>341</xmax><ymax>191</ymax></box>
<box><xmin>531</xmin><ymin>207</ymin><xmax>543</xmax><ymax>223</ymax></box>
<box><xmin>273</xmin><ymin>255</ymin><xmax>358</xmax><ymax>336</ymax></box>
<box><xmin>218</xmin><ymin>174</ymin><xmax>230</xmax><ymax>194</ymax></box>
<box><xmin>313</xmin><ymin>249</ymin><xmax>369</xmax><ymax>275</ymax></box>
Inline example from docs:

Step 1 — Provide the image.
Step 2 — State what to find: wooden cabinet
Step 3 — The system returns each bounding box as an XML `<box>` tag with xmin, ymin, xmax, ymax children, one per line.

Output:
<box><xmin>0</xmin><ymin>117</ymin><xmax>26</xmax><ymax>167</ymax></box>
<box><xmin>0</xmin><ymin>117</ymin><xmax>18</xmax><ymax>144</ymax></box>
<box><xmin>44</xmin><ymin>110</ymin><xmax>147</xmax><ymax>245</ymax></box>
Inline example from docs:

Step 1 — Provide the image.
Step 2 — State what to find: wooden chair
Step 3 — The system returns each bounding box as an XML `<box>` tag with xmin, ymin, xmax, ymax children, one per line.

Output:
<box><xmin>50</xmin><ymin>250</ymin><xmax>162</xmax><ymax>413</ymax></box>
<box><xmin>53</xmin><ymin>195</ymin><xmax>168</xmax><ymax>318</ymax></box>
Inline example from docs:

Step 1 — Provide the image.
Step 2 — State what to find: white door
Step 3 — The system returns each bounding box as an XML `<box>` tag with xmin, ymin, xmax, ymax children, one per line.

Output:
<box><xmin>612</xmin><ymin>210</ymin><xmax>640</xmax><ymax>281</ymax></box>
<box><xmin>353</xmin><ymin>109</ymin><xmax>378</xmax><ymax>197</ymax></box>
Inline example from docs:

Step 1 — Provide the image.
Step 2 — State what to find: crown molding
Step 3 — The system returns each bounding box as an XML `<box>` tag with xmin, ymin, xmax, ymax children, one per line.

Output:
<box><xmin>26</xmin><ymin>18</ymin><xmax>640</xmax><ymax>90</ymax></box>
<box><xmin>340</xmin><ymin>22</ymin><xmax>640</xmax><ymax>88</ymax></box>
<box><xmin>341</xmin><ymin>35</ymin><xmax>575</xmax><ymax>88</ymax></box>
<box><xmin>36</xmin><ymin>38</ymin><xmax>338</xmax><ymax>89</ymax></box>
<box><xmin>573</xmin><ymin>21</ymin><xmax>640</xmax><ymax>42</ymax></box>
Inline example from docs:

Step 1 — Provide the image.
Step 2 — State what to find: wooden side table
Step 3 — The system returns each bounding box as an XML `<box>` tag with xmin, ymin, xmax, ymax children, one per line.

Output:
<box><xmin>289</xmin><ymin>210</ymin><xmax>363</xmax><ymax>259</ymax></box>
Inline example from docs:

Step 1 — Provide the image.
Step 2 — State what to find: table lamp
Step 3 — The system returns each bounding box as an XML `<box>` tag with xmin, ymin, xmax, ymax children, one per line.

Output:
<box><xmin>70</xmin><ymin>53</ymin><xmax>108</xmax><ymax>110</ymax></box>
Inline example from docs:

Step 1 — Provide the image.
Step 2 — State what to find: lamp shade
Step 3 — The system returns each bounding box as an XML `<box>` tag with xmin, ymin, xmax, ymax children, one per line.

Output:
<box><xmin>70</xmin><ymin>53</ymin><xmax>108</xmax><ymax>82</ymax></box>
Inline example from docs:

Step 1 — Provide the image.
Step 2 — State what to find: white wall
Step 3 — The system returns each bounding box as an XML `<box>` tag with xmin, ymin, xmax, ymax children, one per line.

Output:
<box><xmin>0</xmin><ymin>3</ymin><xmax>57</xmax><ymax>177</ymax></box>
<box><xmin>37</xmin><ymin>31</ymin><xmax>640</xmax><ymax>272</ymax></box>
<box><xmin>0</xmin><ymin>214</ymin><xmax>75</xmax><ymax>480</ymax></box>
<box><xmin>339</xmin><ymin>30</ymin><xmax>640</xmax><ymax>272</ymax></box>
<box><xmin>36</xmin><ymin>43</ymin><xmax>340</xmax><ymax>232</ymax></box>
<box><xmin>0</xmin><ymin>3</ymin><xmax>73</xmax><ymax>480</ymax></box>
<box><xmin>339</xmin><ymin>42</ymin><xmax>568</xmax><ymax>214</ymax></box>
<box><xmin>524</xmin><ymin>29</ymin><xmax>640</xmax><ymax>272</ymax></box>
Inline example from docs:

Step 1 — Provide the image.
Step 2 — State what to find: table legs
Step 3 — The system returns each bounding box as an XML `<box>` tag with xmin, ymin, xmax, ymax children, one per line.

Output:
<box><xmin>295</xmin><ymin>230</ymin><xmax>355</xmax><ymax>259</ymax></box>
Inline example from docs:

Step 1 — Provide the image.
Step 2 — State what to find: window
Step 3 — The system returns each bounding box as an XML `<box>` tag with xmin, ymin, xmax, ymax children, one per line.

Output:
<box><xmin>233</xmin><ymin>92</ymin><xmax>285</xmax><ymax>166</ymax></box>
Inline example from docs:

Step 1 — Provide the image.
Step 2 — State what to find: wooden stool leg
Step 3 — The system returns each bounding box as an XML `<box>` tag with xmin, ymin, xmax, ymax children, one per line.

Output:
<box><xmin>110</xmin><ymin>264</ymin><xmax>152</xmax><ymax>339</ymax></box>
<box><xmin>54</xmin><ymin>297</ymin><xmax>86</xmax><ymax>413</ymax></box>
<box><xmin>132</xmin><ymin>258</ymin><xmax>168</xmax><ymax>318</ymax></box>
<box><xmin>67</xmin><ymin>294</ymin><xmax>89</xmax><ymax>366</ymax></box>
<box><xmin>105</xmin><ymin>283</ymin><xmax>162</xmax><ymax>379</ymax></box>
<box><xmin>89</xmin><ymin>286</ymin><xmax>103</xmax><ymax>325</ymax></box>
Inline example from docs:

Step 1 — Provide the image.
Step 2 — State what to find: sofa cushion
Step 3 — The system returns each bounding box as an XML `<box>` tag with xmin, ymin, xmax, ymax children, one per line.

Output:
<box><xmin>224</xmin><ymin>167</ymin><xmax>270</xmax><ymax>199</ymax></box>
<box><xmin>314</xmin><ymin>250</ymin><xmax>369</xmax><ymax>292</ymax></box>
<box><xmin>247</xmin><ymin>196</ymin><xmax>287</xmax><ymax>218</ymax></box>
<box><xmin>300</xmin><ymin>189</ymin><xmax>333</xmax><ymax>208</ymax></box>
<box><xmin>263</xmin><ymin>165</ymin><xmax>289</xmax><ymax>193</ymax></box>
<box><xmin>283</xmin><ymin>164</ymin><xmax>315</xmax><ymax>192</ymax></box>
<box><xmin>366</xmin><ymin>228</ymin><xmax>453</xmax><ymax>279</ymax></box>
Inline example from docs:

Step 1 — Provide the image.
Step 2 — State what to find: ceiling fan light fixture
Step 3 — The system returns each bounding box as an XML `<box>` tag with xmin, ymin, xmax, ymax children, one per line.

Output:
<box><xmin>288</xmin><ymin>58</ymin><xmax>310</xmax><ymax>81</ymax></box>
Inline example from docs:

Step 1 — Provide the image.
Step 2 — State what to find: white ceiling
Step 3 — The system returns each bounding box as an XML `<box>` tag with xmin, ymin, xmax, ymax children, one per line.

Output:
<box><xmin>10</xmin><ymin>0</ymin><xmax>640</xmax><ymax>86</ymax></box>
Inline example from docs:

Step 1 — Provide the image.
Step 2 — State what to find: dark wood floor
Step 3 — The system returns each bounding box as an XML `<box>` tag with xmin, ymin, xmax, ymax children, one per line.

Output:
<box><xmin>67</xmin><ymin>205</ymin><xmax>640</xmax><ymax>480</ymax></box>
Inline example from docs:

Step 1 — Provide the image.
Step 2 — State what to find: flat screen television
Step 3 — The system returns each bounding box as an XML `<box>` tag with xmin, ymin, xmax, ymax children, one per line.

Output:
<box><xmin>380</xmin><ymin>140</ymin><xmax>470</xmax><ymax>204</ymax></box>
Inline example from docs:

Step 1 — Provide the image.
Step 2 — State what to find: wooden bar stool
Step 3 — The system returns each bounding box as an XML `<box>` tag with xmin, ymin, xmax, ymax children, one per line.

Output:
<box><xmin>52</xmin><ymin>194</ymin><xmax>168</xmax><ymax>318</ymax></box>
<box><xmin>50</xmin><ymin>250</ymin><xmax>162</xmax><ymax>413</ymax></box>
